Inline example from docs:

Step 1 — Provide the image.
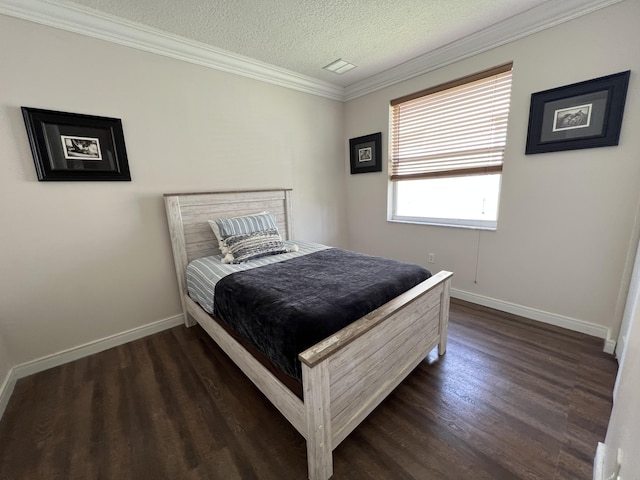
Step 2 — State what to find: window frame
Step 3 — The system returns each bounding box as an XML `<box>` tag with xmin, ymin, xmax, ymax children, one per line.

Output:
<box><xmin>389</xmin><ymin>179</ymin><xmax>501</xmax><ymax>230</ymax></box>
<box><xmin>388</xmin><ymin>63</ymin><xmax>512</xmax><ymax>230</ymax></box>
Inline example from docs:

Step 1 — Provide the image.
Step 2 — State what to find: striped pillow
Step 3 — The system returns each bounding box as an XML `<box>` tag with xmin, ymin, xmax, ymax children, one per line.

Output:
<box><xmin>221</xmin><ymin>228</ymin><xmax>289</xmax><ymax>264</ymax></box>
<box><xmin>208</xmin><ymin>212</ymin><xmax>278</xmax><ymax>248</ymax></box>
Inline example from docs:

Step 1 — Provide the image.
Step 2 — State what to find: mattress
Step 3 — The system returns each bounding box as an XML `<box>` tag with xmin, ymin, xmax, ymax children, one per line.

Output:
<box><xmin>214</xmin><ymin>248</ymin><xmax>432</xmax><ymax>380</ymax></box>
<box><xmin>186</xmin><ymin>240</ymin><xmax>330</xmax><ymax>314</ymax></box>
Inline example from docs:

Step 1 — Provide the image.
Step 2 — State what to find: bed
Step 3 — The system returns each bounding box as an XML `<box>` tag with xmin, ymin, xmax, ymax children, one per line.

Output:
<box><xmin>164</xmin><ymin>188</ymin><xmax>453</xmax><ymax>480</ymax></box>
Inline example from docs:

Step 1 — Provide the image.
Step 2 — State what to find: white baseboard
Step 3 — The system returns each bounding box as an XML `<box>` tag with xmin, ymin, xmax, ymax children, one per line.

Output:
<box><xmin>0</xmin><ymin>313</ymin><xmax>184</xmax><ymax>419</ymax></box>
<box><xmin>593</xmin><ymin>442</ymin><xmax>606</xmax><ymax>480</ymax></box>
<box><xmin>0</xmin><ymin>291</ymin><xmax>616</xmax><ymax>419</ymax></box>
<box><xmin>0</xmin><ymin>367</ymin><xmax>17</xmax><ymax>423</ymax></box>
<box><xmin>452</xmin><ymin>289</ymin><xmax>613</xmax><ymax>350</ymax></box>
<box><xmin>603</xmin><ymin>339</ymin><xmax>617</xmax><ymax>355</ymax></box>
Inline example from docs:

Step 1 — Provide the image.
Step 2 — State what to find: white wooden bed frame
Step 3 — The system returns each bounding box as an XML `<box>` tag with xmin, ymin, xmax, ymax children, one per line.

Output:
<box><xmin>164</xmin><ymin>189</ymin><xmax>453</xmax><ymax>480</ymax></box>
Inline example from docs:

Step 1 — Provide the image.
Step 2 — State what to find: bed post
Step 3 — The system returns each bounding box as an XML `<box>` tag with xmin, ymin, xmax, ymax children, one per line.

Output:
<box><xmin>302</xmin><ymin>360</ymin><xmax>332</xmax><ymax>480</ymax></box>
<box><xmin>283</xmin><ymin>189</ymin><xmax>294</xmax><ymax>241</ymax></box>
<box><xmin>164</xmin><ymin>195</ymin><xmax>194</xmax><ymax>327</ymax></box>
<box><xmin>438</xmin><ymin>276</ymin><xmax>451</xmax><ymax>355</ymax></box>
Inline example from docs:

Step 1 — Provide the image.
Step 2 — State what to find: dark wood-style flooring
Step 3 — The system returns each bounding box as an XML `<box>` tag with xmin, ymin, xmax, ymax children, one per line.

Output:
<box><xmin>0</xmin><ymin>300</ymin><xmax>618</xmax><ymax>479</ymax></box>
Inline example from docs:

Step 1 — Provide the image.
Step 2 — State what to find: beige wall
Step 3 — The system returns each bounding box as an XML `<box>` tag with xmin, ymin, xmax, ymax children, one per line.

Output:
<box><xmin>0</xmin><ymin>14</ymin><xmax>346</xmax><ymax>368</ymax></box>
<box><xmin>0</xmin><ymin>328</ymin><xmax>10</xmax><ymax>388</ymax></box>
<box><xmin>344</xmin><ymin>0</ymin><xmax>640</xmax><ymax>338</ymax></box>
<box><xmin>0</xmin><ymin>327</ymin><xmax>9</xmax><ymax>416</ymax></box>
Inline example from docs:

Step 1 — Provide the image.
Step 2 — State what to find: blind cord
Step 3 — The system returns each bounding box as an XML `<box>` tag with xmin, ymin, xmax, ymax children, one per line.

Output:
<box><xmin>474</xmin><ymin>230</ymin><xmax>481</xmax><ymax>284</ymax></box>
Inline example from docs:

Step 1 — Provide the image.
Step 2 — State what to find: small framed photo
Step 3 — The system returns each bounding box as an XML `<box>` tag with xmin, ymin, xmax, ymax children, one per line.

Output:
<box><xmin>61</xmin><ymin>135</ymin><xmax>102</xmax><ymax>160</ymax></box>
<box><xmin>349</xmin><ymin>132</ymin><xmax>382</xmax><ymax>174</ymax></box>
<box><xmin>525</xmin><ymin>71</ymin><xmax>630</xmax><ymax>154</ymax></box>
<box><xmin>22</xmin><ymin>107</ymin><xmax>131</xmax><ymax>181</ymax></box>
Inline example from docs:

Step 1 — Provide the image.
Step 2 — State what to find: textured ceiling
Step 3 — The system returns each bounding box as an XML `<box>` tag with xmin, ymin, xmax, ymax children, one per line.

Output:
<box><xmin>65</xmin><ymin>0</ymin><xmax>552</xmax><ymax>87</ymax></box>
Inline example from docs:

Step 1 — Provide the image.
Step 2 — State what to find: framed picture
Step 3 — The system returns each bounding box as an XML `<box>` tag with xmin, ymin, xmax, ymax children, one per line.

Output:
<box><xmin>22</xmin><ymin>107</ymin><xmax>131</xmax><ymax>181</ymax></box>
<box><xmin>349</xmin><ymin>132</ymin><xmax>382</xmax><ymax>174</ymax></box>
<box><xmin>525</xmin><ymin>71</ymin><xmax>630</xmax><ymax>154</ymax></box>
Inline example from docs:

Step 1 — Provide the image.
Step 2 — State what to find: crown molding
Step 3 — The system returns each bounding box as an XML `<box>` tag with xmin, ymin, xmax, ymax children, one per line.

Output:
<box><xmin>343</xmin><ymin>0</ymin><xmax>624</xmax><ymax>101</ymax></box>
<box><xmin>0</xmin><ymin>0</ymin><xmax>624</xmax><ymax>103</ymax></box>
<box><xmin>0</xmin><ymin>0</ymin><xmax>346</xmax><ymax>101</ymax></box>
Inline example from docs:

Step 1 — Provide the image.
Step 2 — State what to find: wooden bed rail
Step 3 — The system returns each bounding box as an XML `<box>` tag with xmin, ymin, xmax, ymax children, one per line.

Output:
<box><xmin>299</xmin><ymin>270</ymin><xmax>453</xmax><ymax>368</ymax></box>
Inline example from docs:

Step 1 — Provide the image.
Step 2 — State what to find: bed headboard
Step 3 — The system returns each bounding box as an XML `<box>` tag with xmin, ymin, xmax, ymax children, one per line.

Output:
<box><xmin>164</xmin><ymin>189</ymin><xmax>293</xmax><ymax>311</ymax></box>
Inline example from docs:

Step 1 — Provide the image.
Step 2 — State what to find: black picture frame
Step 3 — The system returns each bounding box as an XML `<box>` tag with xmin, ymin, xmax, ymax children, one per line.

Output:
<box><xmin>525</xmin><ymin>71</ymin><xmax>630</xmax><ymax>155</ymax></box>
<box><xmin>349</xmin><ymin>132</ymin><xmax>382</xmax><ymax>174</ymax></box>
<box><xmin>22</xmin><ymin>107</ymin><xmax>131</xmax><ymax>181</ymax></box>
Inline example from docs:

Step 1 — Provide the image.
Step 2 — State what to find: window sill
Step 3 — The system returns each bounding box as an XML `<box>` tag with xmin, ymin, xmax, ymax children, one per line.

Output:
<box><xmin>388</xmin><ymin>218</ymin><xmax>497</xmax><ymax>231</ymax></box>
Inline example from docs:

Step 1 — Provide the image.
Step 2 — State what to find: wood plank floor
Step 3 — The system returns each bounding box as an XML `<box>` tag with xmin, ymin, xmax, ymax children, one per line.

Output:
<box><xmin>0</xmin><ymin>299</ymin><xmax>617</xmax><ymax>479</ymax></box>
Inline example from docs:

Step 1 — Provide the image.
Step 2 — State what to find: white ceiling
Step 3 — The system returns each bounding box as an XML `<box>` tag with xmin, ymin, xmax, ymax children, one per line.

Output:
<box><xmin>65</xmin><ymin>0</ymin><xmax>552</xmax><ymax>87</ymax></box>
<box><xmin>0</xmin><ymin>0</ymin><xmax>622</xmax><ymax>100</ymax></box>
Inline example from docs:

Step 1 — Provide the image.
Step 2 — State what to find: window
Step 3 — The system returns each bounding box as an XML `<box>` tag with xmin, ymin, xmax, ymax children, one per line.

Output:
<box><xmin>389</xmin><ymin>63</ymin><xmax>513</xmax><ymax>229</ymax></box>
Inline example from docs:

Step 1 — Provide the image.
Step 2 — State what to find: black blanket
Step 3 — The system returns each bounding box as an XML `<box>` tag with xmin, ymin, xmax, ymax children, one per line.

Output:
<box><xmin>214</xmin><ymin>248</ymin><xmax>431</xmax><ymax>381</ymax></box>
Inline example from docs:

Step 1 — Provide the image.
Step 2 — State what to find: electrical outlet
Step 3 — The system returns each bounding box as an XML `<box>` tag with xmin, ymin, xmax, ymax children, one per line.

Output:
<box><xmin>428</xmin><ymin>253</ymin><xmax>435</xmax><ymax>263</ymax></box>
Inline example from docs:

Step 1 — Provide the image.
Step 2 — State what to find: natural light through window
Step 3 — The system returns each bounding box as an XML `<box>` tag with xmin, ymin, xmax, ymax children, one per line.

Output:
<box><xmin>394</xmin><ymin>175</ymin><xmax>501</xmax><ymax>228</ymax></box>
<box><xmin>389</xmin><ymin>63</ymin><xmax>513</xmax><ymax>229</ymax></box>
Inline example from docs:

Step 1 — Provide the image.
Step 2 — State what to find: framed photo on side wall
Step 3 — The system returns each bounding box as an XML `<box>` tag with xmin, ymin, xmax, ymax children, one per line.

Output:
<box><xmin>22</xmin><ymin>107</ymin><xmax>131</xmax><ymax>181</ymax></box>
<box><xmin>349</xmin><ymin>132</ymin><xmax>382</xmax><ymax>174</ymax></box>
<box><xmin>525</xmin><ymin>71</ymin><xmax>630</xmax><ymax>154</ymax></box>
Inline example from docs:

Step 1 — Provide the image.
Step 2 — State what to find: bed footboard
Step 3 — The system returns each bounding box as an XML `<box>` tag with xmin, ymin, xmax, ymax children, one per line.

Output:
<box><xmin>299</xmin><ymin>271</ymin><xmax>452</xmax><ymax>479</ymax></box>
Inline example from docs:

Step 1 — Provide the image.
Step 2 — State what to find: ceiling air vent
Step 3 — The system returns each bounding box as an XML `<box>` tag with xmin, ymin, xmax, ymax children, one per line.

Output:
<box><xmin>323</xmin><ymin>59</ymin><xmax>356</xmax><ymax>74</ymax></box>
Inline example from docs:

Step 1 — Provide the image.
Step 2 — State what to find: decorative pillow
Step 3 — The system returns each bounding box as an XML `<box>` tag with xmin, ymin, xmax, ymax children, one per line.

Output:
<box><xmin>208</xmin><ymin>220</ymin><xmax>225</xmax><ymax>248</ymax></box>
<box><xmin>208</xmin><ymin>211</ymin><xmax>275</xmax><ymax>248</ymax></box>
<box><xmin>221</xmin><ymin>228</ymin><xmax>292</xmax><ymax>264</ymax></box>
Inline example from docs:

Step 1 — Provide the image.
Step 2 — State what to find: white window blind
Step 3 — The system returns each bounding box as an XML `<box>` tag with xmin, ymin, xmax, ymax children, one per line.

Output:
<box><xmin>390</xmin><ymin>63</ymin><xmax>513</xmax><ymax>181</ymax></box>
